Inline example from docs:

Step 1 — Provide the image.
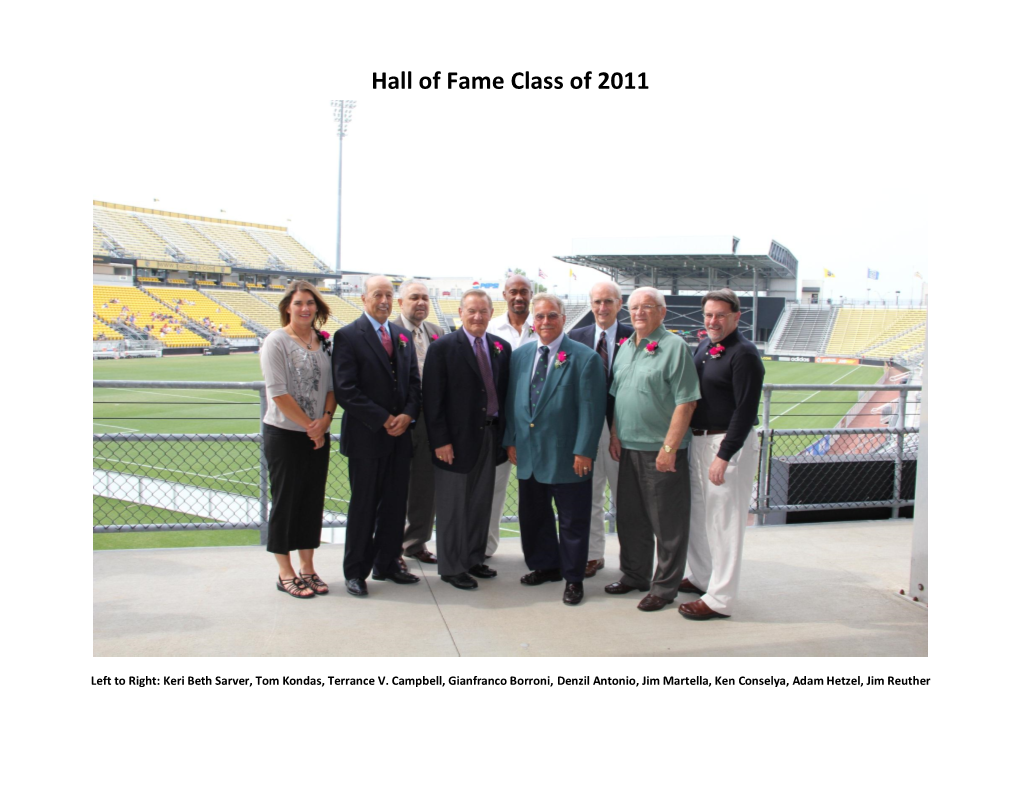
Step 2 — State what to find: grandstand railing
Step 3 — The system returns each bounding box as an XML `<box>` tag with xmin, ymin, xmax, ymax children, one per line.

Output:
<box><xmin>754</xmin><ymin>383</ymin><xmax>920</xmax><ymax>524</ymax></box>
<box><xmin>93</xmin><ymin>380</ymin><xmax>921</xmax><ymax>538</ymax></box>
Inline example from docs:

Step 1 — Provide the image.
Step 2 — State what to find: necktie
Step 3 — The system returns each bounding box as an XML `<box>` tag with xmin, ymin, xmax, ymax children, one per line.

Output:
<box><xmin>596</xmin><ymin>330</ymin><xmax>610</xmax><ymax>383</ymax></box>
<box><xmin>474</xmin><ymin>337</ymin><xmax>499</xmax><ymax>417</ymax></box>
<box><xmin>413</xmin><ymin>327</ymin><xmax>427</xmax><ymax>374</ymax></box>
<box><xmin>379</xmin><ymin>326</ymin><xmax>393</xmax><ymax>358</ymax></box>
<box><xmin>530</xmin><ymin>346</ymin><xmax>550</xmax><ymax>415</ymax></box>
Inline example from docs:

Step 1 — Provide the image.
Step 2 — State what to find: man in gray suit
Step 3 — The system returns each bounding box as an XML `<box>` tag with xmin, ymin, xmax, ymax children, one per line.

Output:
<box><xmin>396</xmin><ymin>279</ymin><xmax>444</xmax><ymax>564</ymax></box>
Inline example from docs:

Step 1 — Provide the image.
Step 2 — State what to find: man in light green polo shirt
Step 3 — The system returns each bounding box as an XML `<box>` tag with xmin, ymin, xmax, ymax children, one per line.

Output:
<box><xmin>606</xmin><ymin>287</ymin><xmax>700</xmax><ymax>611</ymax></box>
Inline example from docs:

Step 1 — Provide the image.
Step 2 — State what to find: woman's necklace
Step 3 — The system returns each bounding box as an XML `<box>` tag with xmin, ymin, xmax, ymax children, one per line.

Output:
<box><xmin>290</xmin><ymin>326</ymin><xmax>316</xmax><ymax>349</ymax></box>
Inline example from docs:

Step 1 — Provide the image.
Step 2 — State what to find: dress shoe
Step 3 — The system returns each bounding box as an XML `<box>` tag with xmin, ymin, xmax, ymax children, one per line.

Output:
<box><xmin>637</xmin><ymin>593</ymin><xmax>671</xmax><ymax>612</ymax></box>
<box><xmin>520</xmin><ymin>568</ymin><xmax>562</xmax><ymax>586</ymax></box>
<box><xmin>345</xmin><ymin>578</ymin><xmax>368</xmax><ymax>597</ymax></box>
<box><xmin>604</xmin><ymin>580</ymin><xmax>644</xmax><ymax>595</ymax></box>
<box><xmin>678</xmin><ymin>598</ymin><xmax>730</xmax><ymax>621</ymax></box>
<box><xmin>584</xmin><ymin>558</ymin><xmax>605</xmax><ymax>578</ymax></box>
<box><xmin>405</xmin><ymin>547</ymin><xmax>438</xmax><ymax>564</ymax></box>
<box><xmin>563</xmin><ymin>582</ymin><xmax>584</xmax><ymax>606</ymax></box>
<box><xmin>371</xmin><ymin>567</ymin><xmax>421</xmax><ymax>584</ymax></box>
<box><xmin>678</xmin><ymin>578</ymin><xmax>705</xmax><ymax>595</ymax></box>
<box><xmin>468</xmin><ymin>564</ymin><xmax>497</xmax><ymax>579</ymax></box>
<box><xmin>441</xmin><ymin>573</ymin><xmax>478</xmax><ymax>590</ymax></box>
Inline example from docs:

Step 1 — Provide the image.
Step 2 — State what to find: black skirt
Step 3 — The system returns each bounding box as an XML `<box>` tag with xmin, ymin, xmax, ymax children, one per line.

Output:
<box><xmin>263</xmin><ymin>423</ymin><xmax>330</xmax><ymax>554</ymax></box>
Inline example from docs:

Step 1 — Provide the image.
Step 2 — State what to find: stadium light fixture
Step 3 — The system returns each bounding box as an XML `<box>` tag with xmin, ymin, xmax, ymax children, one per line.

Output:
<box><xmin>331</xmin><ymin>99</ymin><xmax>357</xmax><ymax>282</ymax></box>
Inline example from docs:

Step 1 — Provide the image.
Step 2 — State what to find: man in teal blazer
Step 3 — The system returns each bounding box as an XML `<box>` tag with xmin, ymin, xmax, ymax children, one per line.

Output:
<box><xmin>504</xmin><ymin>294</ymin><xmax>607</xmax><ymax>605</ymax></box>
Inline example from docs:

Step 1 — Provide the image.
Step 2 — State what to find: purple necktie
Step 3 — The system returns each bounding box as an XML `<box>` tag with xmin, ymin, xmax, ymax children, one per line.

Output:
<box><xmin>379</xmin><ymin>326</ymin><xmax>393</xmax><ymax>358</ymax></box>
<box><xmin>474</xmin><ymin>337</ymin><xmax>499</xmax><ymax>417</ymax></box>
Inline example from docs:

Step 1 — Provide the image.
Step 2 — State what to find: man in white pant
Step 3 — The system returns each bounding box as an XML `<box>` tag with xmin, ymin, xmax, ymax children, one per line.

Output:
<box><xmin>679</xmin><ymin>288</ymin><xmax>765</xmax><ymax>620</ymax></box>
<box><xmin>485</xmin><ymin>274</ymin><xmax>536</xmax><ymax>556</ymax></box>
<box><xmin>567</xmin><ymin>282</ymin><xmax>633</xmax><ymax>577</ymax></box>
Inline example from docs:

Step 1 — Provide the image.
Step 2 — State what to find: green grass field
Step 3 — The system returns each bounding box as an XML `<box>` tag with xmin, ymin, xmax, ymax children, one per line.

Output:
<box><xmin>93</xmin><ymin>354</ymin><xmax>883</xmax><ymax>549</ymax></box>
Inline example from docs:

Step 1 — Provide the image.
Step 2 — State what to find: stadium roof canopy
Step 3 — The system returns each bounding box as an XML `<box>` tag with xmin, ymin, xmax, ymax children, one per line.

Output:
<box><xmin>554</xmin><ymin>236</ymin><xmax>798</xmax><ymax>292</ymax></box>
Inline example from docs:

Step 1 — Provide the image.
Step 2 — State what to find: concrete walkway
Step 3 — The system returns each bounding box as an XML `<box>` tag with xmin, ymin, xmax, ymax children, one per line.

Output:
<box><xmin>93</xmin><ymin>520</ymin><xmax>926</xmax><ymax>657</ymax></box>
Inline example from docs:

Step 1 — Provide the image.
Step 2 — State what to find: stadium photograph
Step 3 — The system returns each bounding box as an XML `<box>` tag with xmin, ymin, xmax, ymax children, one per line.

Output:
<box><xmin>87</xmin><ymin>7</ymin><xmax>929</xmax><ymax>666</ymax></box>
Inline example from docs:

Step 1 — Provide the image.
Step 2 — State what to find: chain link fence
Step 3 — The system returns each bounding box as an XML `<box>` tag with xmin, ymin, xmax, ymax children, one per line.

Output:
<box><xmin>94</xmin><ymin>380</ymin><xmax>921</xmax><ymax>538</ymax></box>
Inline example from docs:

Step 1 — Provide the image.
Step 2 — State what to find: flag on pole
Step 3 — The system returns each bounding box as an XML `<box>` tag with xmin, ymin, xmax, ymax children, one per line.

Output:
<box><xmin>538</xmin><ymin>269</ymin><xmax>549</xmax><ymax>280</ymax></box>
<box><xmin>569</xmin><ymin>268</ymin><xmax>577</xmax><ymax>280</ymax></box>
<box><xmin>867</xmin><ymin>268</ymin><xmax>879</xmax><ymax>280</ymax></box>
<box><xmin>824</xmin><ymin>269</ymin><xmax>835</xmax><ymax>278</ymax></box>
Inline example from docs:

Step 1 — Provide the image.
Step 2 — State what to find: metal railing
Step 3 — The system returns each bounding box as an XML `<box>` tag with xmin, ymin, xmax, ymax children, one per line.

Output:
<box><xmin>94</xmin><ymin>380</ymin><xmax>921</xmax><ymax>538</ymax></box>
<box><xmin>753</xmin><ymin>383</ymin><xmax>920</xmax><ymax>523</ymax></box>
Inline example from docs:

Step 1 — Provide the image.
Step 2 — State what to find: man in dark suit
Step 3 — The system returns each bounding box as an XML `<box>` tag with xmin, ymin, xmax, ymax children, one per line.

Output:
<box><xmin>422</xmin><ymin>289</ymin><xmax>512</xmax><ymax>590</ymax></box>
<box><xmin>332</xmin><ymin>275</ymin><xmax>422</xmax><ymax>597</ymax></box>
<box><xmin>504</xmin><ymin>293</ymin><xmax>606</xmax><ymax>605</ymax></box>
<box><xmin>568</xmin><ymin>281</ymin><xmax>634</xmax><ymax>579</ymax></box>
<box><xmin>395</xmin><ymin>279</ymin><xmax>444</xmax><ymax>564</ymax></box>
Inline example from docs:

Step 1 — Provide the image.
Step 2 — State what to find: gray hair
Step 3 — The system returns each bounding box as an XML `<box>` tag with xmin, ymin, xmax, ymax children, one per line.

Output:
<box><xmin>398</xmin><ymin>279</ymin><xmax>427</xmax><ymax>298</ymax></box>
<box><xmin>589</xmin><ymin>280</ymin><xmax>622</xmax><ymax>301</ymax></box>
<box><xmin>628</xmin><ymin>287</ymin><xmax>665</xmax><ymax>308</ymax></box>
<box><xmin>532</xmin><ymin>293</ymin><xmax>565</xmax><ymax>314</ymax></box>
<box><xmin>460</xmin><ymin>289</ymin><xmax>493</xmax><ymax>310</ymax></box>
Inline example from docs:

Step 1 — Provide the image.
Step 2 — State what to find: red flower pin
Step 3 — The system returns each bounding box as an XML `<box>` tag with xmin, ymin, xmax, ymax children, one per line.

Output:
<box><xmin>431</xmin><ymin>333</ymin><xmax>439</xmax><ymax>341</ymax></box>
<box><xmin>554</xmin><ymin>350</ymin><xmax>567</xmax><ymax>368</ymax></box>
<box><xmin>708</xmin><ymin>343</ymin><xmax>725</xmax><ymax>359</ymax></box>
<box><xmin>644</xmin><ymin>341</ymin><xmax>659</xmax><ymax>355</ymax></box>
<box><xmin>398</xmin><ymin>333</ymin><xmax>408</xmax><ymax>348</ymax></box>
<box><xmin>493</xmin><ymin>341</ymin><xmax>503</xmax><ymax>354</ymax></box>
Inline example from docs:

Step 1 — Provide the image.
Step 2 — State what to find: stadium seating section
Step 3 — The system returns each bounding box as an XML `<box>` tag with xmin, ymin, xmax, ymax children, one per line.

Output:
<box><xmin>204</xmin><ymin>289</ymin><xmax>282</xmax><ymax>334</ymax></box>
<box><xmin>146</xmin><ymin>287</ymin><xmax>256</xmax><ymax>339</ymax></box>
<box><xmin>93</xmin><ymin>285</ymin><xmax>210</xmax><ymax>348</ymax></box>
<box><xmin>93</xmin><ymin>203</ymin><xmax>326</xmax><ymax>274</ymax></box>
<box><xmin>93</xmin><ymin>318</ymin><xmax>123</xmax><ymax>341</ymax></box>
<box><xmin>825</xmin><ymin>309</ymin><xmax>926</xmax><ymax>356</ymax></box>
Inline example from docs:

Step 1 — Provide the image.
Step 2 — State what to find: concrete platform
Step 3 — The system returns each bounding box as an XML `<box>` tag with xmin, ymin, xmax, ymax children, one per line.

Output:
<box><xmin>93</xmin><ymin>520</ymin><xmax>926</xmax><ymax>657</ymax></box>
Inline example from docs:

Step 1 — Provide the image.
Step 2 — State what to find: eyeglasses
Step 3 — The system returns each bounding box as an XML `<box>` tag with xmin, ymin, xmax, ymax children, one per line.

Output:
<box><xmin>629</xmin><ymin>304</ymin><xmax>660</xmax><ymax>313</ymax></box>
<box><xmin>533</xmin><ymin>313</ymin><xmax>562</xmax><ymax>322</ymax></box>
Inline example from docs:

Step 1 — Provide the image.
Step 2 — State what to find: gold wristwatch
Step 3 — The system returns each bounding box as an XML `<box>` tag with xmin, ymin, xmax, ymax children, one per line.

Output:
<box><xmin>663</xmin><ymin>444</ymin><xmax>674</xmax><ymax>453</ymax></box>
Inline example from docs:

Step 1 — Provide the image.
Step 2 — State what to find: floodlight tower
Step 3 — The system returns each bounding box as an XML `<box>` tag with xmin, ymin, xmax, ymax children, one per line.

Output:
<box><xmin>331</xmin><ymin>99</ymin><xmax>357</xmax><ymax>279</ymax></box>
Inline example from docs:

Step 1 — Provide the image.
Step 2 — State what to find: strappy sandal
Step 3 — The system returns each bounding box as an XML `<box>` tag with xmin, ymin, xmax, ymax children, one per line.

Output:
<box><xmin>300</xmin><ymin>573</ymin><xmax>329</xmax><ymax>595</ymax></box>
<box><xmin>277</xmin><ymin>575</ymin><xmax>314</xmax><ymax>599</ymax></box>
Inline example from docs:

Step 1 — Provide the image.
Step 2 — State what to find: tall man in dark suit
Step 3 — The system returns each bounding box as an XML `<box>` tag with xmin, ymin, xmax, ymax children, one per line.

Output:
<box><xmin>422</xmin><ymin>290</ymin><xmax>512</xmax><ymax>590</ymax></box>
<box><xmin>504</xmin><ymin>293</ymin><xmax>606</xmax><ymax>605</ymax></box>
<box><xmin>568</xmin><ymin>281</ymin><xmax>634</xmax><ymax>578</ymax></box>
<box><xmin>332</xmin><ymin>275</ymin><xmax>422</xmax><ymax>597</ymax></box>
<box><xmin>395</xmin><ymin>279</ymin><xmax>444</xmax><ymax>564</ymax></box>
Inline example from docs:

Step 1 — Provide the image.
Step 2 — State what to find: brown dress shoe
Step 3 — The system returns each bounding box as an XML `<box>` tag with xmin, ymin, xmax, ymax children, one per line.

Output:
<box><xmin>584</xmin><ymin>558</ymin><xmax>605</xmax><ymax>578</ymax></box>
<box><xmin>678</xmin><ymin>598</ymin><xmax>730</xmax><ymax>620</ymax></box>
<box><xmin>405</xmin><ymin>548</ymin><xmax>438</xmax><ymax>564</ymax></box>
<box><xmin>637</xmin><ymin>593</ymin><xmax>671</xmax><ymax>612</ymax></box>
<box><xmin>605</xmin><ymin>580</ymin><xmax>643</xmax><ymax>595</ymax></box>
<box><xmin>678</xmin><ymin>578</ymin><xmax>706</xmax><ymax>595</ymax></box>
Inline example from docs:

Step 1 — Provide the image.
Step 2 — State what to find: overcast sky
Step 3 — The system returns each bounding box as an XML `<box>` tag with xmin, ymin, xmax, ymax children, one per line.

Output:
<box><xmin>91</xmin><ymin>3</ymin><xmax>927</xmax><ymax>302</ymax></box>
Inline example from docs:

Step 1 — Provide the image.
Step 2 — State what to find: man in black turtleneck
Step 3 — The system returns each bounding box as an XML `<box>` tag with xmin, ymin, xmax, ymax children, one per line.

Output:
<box><xmin>678</xmin><ymin>288</ymin><xmax>765</xmax><ymax>621</ymax></box>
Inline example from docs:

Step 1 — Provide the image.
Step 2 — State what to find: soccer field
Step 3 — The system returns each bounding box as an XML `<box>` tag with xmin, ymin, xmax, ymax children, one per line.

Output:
<box><xmin>92</xmin><ymin>354</ymin><xmax>883</xmax><ymax>548</ymax></box>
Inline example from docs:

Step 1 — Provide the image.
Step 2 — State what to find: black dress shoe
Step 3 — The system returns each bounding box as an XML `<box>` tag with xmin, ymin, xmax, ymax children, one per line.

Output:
<box><xmin>441</xmin><ymin>573</ymin><xmax>478</xmax><ymax>590</ymax></box>
<box><xmin>604</xmin><ymin>580</ymin><xmax>644</xmax><ymax>595</ymax></box>
<box><xmin>563</xmin><ymin>582</ymin><xmax>584</xmax><ymax>606</ymax></box>
<box><xmin>520</xmin><ymin>568</ymin><xmax>563</xmax><ymax>586</ymax></box>
<box><xmin>371</xmin><ymin>567</ymin><xmax>420</xmax><ymax>584</ymax></box>
<box><xmin>468</xmin><ymin>564</ymin><xmax>497</xmax><ymax>579</ymax></box>
<box><xmin>345</xmin><ymin>579</ymin><xmax>368</xmax><ymax>597</ymax></box>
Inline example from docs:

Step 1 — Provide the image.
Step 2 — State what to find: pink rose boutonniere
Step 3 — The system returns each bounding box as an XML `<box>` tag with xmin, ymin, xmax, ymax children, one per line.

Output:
<box><xmin>708</xmin><ymin>343</ymin><xmax>725</xmax><ymax>359</ymax></box>
<box><xmin>644</xmin><ymin>341</ymin><xmax>659</xmax><ymax>355</ymax></box>
<box><xmin>554</xmin><ymin>350</ymin><xmax>567</xmax><ymax>368</ymax></box>
<box><xmin>319</xmin><ymin>330</ymin><xmax>332</xmax><ymax>356</ymax></box>
<box><xmin>493</xmin><ymin>341</ymin><xmax>503</xmax><ymax>354</ymax></box>
<box><xmin>398</xmin><ymin>333</ymin><xmax>408</xmax><ymax>348</ymax></box>
<box><xmin>431</xmin><ymin>334</ymin><xmax>439</xmax><ymax>341</ymax></box>
<box><xmin>618</xmin><ymin>336</ymin><xmax>627</xmax><ymax>347</ymax></box>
